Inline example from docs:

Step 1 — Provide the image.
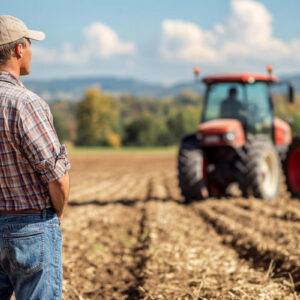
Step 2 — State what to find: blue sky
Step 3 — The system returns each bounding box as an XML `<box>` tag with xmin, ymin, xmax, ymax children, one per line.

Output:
<box><xmin>2</xmin><ymin>0</ymin><xmax>300</xmax><ymax>83</ymax></box>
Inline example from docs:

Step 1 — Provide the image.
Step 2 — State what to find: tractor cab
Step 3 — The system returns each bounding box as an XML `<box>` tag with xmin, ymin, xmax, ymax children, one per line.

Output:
<box><xmin>198</xmin><ymin>73</ymin><xmax>293</xmax><ymax>148</ymax></box>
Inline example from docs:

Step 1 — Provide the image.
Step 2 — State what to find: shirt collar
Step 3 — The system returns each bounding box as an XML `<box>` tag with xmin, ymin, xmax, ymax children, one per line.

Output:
<box><xmin>0</xmin><ymin>72</ymin><xmax>25</xmax><ymax>88</ymax></box>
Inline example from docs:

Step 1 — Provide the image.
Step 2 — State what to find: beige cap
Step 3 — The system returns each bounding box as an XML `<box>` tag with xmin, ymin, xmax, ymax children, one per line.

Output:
<box><xmin>0</xmin><ymin>15</ymin><xmax>45</xmax><ymax>46</ymax></box>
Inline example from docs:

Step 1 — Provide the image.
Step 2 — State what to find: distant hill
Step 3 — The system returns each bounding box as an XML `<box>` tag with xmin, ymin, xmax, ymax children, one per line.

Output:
<box><xmin>23</xmin><ymin>74</ymin><xmax>300</xmax><ymax>102</ymax></box>
<box><xmin>23</xmin><ymin>76</ymin><xmax>205</xmax><ymax>101</ymax></box>
<box><xmin>155</xmin><ymin>81</ymin><xmax>204</xmax><ymax>98</ymax></box>
<box><xmin>280</xmin><ymin>74</ymin><xmax>300</xmax><ymax>92</ymax></box>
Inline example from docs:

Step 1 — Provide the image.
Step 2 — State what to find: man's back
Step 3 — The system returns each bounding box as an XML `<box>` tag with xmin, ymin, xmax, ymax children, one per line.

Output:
<box><xmin>0</xmin><ymin>72</ymin><xmax>68</xmax><ymax>211</ymax></box>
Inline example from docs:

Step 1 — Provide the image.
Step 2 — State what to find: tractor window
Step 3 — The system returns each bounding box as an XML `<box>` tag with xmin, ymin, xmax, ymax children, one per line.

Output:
<box><xmin>245</xmin><ymin>82</ymin><xmax>272</xmax><ymax>136</ymax></box>
<box><xmin>203</xmin><ymin>83</ymin><xmax>245</xmax><ymax>123</ymax></box>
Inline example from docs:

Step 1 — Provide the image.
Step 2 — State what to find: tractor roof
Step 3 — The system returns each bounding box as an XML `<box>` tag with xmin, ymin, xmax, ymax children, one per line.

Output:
<box><xmin>202</xmin><ymin>74</ymin><xmax>278</xmax><ymax>84</ymax></box>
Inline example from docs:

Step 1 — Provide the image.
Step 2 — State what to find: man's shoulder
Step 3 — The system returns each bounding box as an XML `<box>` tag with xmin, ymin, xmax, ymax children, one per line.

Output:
<box><xmin>23</xmin><ymin>88</ymin><xmax>46</xmax><ymax>104</ymax></box>
<box><xmin>18</xmin><ymin>88</ymin><xmax>49</xmax><ymax>113</ymax></box>
<box><xmin>21</xmin><ymin>89</ymin><xmax>52</xmax><ymax>122</ymax></box>
<box><xmin>0</xmin><ymin>83</ymin><xmax>47</xmax><ymax>109</ymax></box>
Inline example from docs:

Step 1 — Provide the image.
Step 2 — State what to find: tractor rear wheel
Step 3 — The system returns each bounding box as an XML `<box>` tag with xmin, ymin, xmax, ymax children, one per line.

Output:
<box><xmin>178</xmin><ymin>134</ymin><xmax>207</xmax><ymax>203</ymax></box>
<box><xmin>284</xmin><ymin>136</ymin><xmax>300</xmax><ymax>198</ymax></box>
<box><xmin>246</xmin><ymin>139</ymin><xmax>280</xmax><ymax>200</ymax></box>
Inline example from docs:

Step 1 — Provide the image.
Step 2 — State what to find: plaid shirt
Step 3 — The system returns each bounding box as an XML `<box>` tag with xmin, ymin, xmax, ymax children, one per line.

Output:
<box><xmin>0</xmin><ymin>72</ymin><xmax>70</xmax><ymax>211</ymax></box>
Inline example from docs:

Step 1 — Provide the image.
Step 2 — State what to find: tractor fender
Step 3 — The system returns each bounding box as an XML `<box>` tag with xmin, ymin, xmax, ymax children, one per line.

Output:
<box><xmin>274</xmin><ymin>117</ymin><xmax>292</xmax><ymax>146</ymax></box>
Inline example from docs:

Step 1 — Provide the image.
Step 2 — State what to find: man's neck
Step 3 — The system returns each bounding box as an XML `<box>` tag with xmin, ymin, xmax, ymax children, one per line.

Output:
<box><xmin>0</xmin><ymin>63</ymin><xmax>20</xmax><ymax>79</ymax></box>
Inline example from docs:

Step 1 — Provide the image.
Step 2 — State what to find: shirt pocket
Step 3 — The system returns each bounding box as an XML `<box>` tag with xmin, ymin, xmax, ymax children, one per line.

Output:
<box><xmin>3</xmin><ymin>230</ymin><xmax>44</xmax><ymax>275</ymax></box>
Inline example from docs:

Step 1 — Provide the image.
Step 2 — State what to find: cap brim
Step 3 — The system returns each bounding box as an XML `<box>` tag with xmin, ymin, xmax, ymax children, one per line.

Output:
<box><xmin>25</xmin><ymin>29</ymin><xmax>45</xmax><ymax>41</ymax></box>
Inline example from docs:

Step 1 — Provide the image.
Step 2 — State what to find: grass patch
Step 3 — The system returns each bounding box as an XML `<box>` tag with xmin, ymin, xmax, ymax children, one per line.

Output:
<box><xmin>121</xmin><ymin>236</ymin><xmax>136</xmax><ymax>248</ymax></box>
<box><xmin>68</xmin><ymin>146</ymin><xmax>177</xmax><ymax>154</ymax></box>
<box><xmin>92</xmin><ymin>243</ymin><xmax>106</xmax><ymax>254</ymax></box>
<box><xmin>138</xmin><ymin>228</ymin><xmax>150</xmax><ymax>243</ymax></box>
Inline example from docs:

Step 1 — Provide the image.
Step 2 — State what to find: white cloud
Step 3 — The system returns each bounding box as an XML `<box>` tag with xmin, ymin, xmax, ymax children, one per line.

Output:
<box><xmin>32</xmin><ymin>22</ymin><xmax>136</xmax><ymax>65</ymax></box>
<box><xmin>223</xmin><ymin>0</ymin><xmax>289</xmax><ymax>60</ymax></box>
<box><xmin>160</xmin><ymin>0</ymin><xmax>300</xmax><ymax>66</ymax></box>
<box><xmin>290</xmin><ymin>39</ymin><xmax>300</xmax><ymax>60</ymax></box>
<box><xmin>160</xmin><ymin>20</ymin><xmax>220</xmax><ymax>64</ymax></box>
<box><xmin>60</xmin><ymin>42</ymin><xmax>80</xmax><ymax>64</ymax></box>
<box><xmin>31</xmin><ymin>45</ymin><xmax>58</xmax><ymax>64</ymax></box>
<box><xmin>82</xmin><ymin>23</ymin><xmax>135</xmax><ymax>58</ymax></box>
<box><xmin>214</xmin><ymin>24</ymin><xmax>225</xmax><ymax>35</ymax></box>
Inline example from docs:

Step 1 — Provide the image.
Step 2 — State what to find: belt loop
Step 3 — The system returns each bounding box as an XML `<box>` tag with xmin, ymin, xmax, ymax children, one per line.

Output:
<box><xmin>42</xmin><ymin>208</ymin><xmax>47</xmax><ymax>219</ymax></box>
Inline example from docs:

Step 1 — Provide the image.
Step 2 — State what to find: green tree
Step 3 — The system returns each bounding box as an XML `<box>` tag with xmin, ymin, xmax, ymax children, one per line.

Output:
<box><xmin>175</xmin><ymin>90</ymin><xmax>202</xmax><ymax>106</ymax></box>
<box><xmin>50</xmin><ymin>101</ymin><xmax>75</xmax><ymax>142</ymax></box>
<box><xmin>52</xmin><ymin>111</ymin><xmax>69</xmax><ymax>142</ymax></box>
<box><xmin>166</xmin><ymin>106</ymin><xmax>202</xmax><ymax>144</ymax></box>
<box><xmin>124</xmin><ymin>115</ymin><xmax>163</xmax><ymax>146</ymax></box>
<box><xmin>76</xmin><ymin>88</ymin><xmax>118</xmax><ymax>146</ymax></box>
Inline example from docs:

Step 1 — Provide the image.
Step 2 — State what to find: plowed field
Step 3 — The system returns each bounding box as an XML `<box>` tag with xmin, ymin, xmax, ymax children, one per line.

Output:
<box><xmin>62</xmin><ymin>152</ymin><xmax>300</xmax><ymax>300</ymax></box>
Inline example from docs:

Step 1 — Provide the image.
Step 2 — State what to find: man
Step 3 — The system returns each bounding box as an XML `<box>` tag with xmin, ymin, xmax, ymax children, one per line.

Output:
<box><xmin>220</xmin><ymin>87</ymin><xmax>245</xmax><ymax>121</ymax></box>
<box><xmin>0</xmin><ymin>16</ymin><xmax>70</xmax><ymax>299</ymax></box>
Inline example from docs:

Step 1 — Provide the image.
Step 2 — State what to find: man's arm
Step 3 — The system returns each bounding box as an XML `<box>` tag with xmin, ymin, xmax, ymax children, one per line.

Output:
<box><xmin>18</xmin><ymin>101</ymin><xmax>71</xmax><ymax>220</ymax></box>
<box><xmin>48</xmin><ymin>171</ymin><xmax>70</xmax><ymax>223</ymax></box>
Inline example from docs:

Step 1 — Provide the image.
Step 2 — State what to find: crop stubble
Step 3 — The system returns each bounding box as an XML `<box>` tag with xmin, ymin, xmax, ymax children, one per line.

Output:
<box><xmin>62</xmin><ymin>152</ymin><xmax>300</xmax><ymax>299</ymax></box>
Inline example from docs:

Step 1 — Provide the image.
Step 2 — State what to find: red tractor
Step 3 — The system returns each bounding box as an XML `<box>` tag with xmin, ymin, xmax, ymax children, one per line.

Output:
<box><xmin>178</xmin><ymin>68</ymin><xmax>300</xmax><ymax>202</ymax></box>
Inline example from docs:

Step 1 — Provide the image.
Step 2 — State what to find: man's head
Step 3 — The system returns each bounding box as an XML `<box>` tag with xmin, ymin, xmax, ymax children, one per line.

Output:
<box><xmin>0</xmin><ymin>16</ymin><xmax>45</xmax><ymax>76</ymax></box>
<box><xmin>229</xmin><ymin>87</ymin><xmax>237</xmax><ymax>98</ymax></box>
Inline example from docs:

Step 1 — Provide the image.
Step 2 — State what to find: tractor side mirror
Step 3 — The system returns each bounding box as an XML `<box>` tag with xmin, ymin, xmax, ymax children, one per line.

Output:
<box><xmin>289</xmin><ymin>85</ymin><xmax>295</xmax><ymax>103</ymax></box>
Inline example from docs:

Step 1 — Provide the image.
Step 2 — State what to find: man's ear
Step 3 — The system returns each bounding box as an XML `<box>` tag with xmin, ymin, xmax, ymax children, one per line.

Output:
<box><xmin>15</xmin><ymin>43</ymin><xmax>24</xmax><ymax>58</ymax></box>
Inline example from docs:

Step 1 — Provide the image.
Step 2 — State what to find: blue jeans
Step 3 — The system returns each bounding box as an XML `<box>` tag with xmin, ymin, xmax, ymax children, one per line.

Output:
<box><xmin>0</xmin><ymin>208</ymin><xmax>62</xmax><ymax>300</ymax></box>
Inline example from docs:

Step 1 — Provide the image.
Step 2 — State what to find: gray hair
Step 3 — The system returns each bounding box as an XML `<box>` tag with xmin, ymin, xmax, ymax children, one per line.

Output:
<box><xmin>0</xmin><ymin>37</ymin><xmax>26</xmax><ymax>65</ymax></box>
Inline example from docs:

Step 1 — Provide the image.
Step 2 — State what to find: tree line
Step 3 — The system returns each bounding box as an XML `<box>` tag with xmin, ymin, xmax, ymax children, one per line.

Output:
<box><xmin>51</xmin><ymin>88</ymin><xmax>203</xmax><ymax>147</ymax></box>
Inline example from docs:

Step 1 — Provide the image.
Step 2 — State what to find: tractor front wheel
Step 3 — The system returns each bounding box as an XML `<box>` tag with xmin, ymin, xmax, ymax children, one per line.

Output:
<box><xmin>177</xmin><ymin>134</ymin><xmax>207</xmax><ymax>203</ymax></box>
<box><xmin>246</xmin><ymin>139</ymin><xmax>280</xmax><ymax>200</ymax></box>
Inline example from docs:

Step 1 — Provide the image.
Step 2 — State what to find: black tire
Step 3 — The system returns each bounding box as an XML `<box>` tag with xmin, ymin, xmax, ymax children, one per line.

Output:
<box><xmin>284</xmin><ymin>136</ymin><xmax>300</xmax><ymax>198</ymax></box>
<box><xmin>245</xmin><ymin>139</ymin><xmax>280</xmax><ymax>200</ymax></box>
<box><xmin>177</xmin><ymin>134</ymin><xmax>207</xmax><ymax>203</ymax></box>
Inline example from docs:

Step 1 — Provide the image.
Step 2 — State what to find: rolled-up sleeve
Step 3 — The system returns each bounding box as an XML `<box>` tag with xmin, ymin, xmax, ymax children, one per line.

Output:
<box><xmin>18</xmin><ymin>98</ymin><xmax>70</xmax><ymax>184</ymax></box>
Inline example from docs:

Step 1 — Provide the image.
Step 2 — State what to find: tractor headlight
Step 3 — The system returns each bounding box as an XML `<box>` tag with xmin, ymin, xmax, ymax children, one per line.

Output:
<box><xmin>223</xmin><ymin>131</ymin><xmax>236</xmax><ymax>142</ymax></box>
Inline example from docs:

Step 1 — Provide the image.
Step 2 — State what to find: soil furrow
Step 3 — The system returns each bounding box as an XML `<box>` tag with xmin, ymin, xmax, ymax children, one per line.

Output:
<box><xmin>70</xmin><ymin>175</ymin><xmax>121</xmax><ymax>201</ymax></box>
<box><xmin>231</xmin><ymin>198</ymin><xmax>300</xmax><ymax>222</ymax></box>
<box><xmin>69</xmin><ymin>173</ymin><xmax>114</xmax><ymax>195</ymax></box>
<box><xmin>83</xmin><ymin>174</ymin><xmax>135</xmax><ymax>202</ymax></box>
<box><xmin>148</xmin><ymin>174</ymin><xmax>169</xmax><ymax>200</ymax></box>
<box><xmin>128</xmin><ymin>176</ymin><xmax>151</xmax><ymax>201</ymax></box>
<box><xmin>141</xmin><ymin>201</ymin><xmax>295</xmax><ymax>299</ymax></box>
<box><xmin>123</xmin><ymin>204</ymin><xmax>150</xmax><ymax>300</ymax></box>
<box><xmin>196</xmin><ymin>204</ymin><xmax>300</xmax><ymax>290</ymax></box>
<box><xmin>208</xmin><ymin>200</ymin><xmax>300</xmax><ymax>245</ymax></box>
<box><xmin>99</xmin><ymin>174</ymin><xmax>138</xmax><ymax>201</ymax></box>
<box><xmin>164</xmin><ymin>174</ymin><xmax>183</xmax><ymax>201</ymax></box>
<box><xmin>62</xmin><ymin>203</ymin><xmax>143</xmax><ymax>300</ymax></box>
<box><xmin>116</xmin><ymin>176</ymin><xmax>144</xmax><ymax>200</ymax></box>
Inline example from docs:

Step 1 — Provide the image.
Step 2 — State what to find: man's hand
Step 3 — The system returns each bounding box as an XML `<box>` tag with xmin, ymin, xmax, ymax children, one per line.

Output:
<box><xmin>48</xmin><ymin>172</ymin><xmax>70</xmax><ymax>223</ymax></box>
